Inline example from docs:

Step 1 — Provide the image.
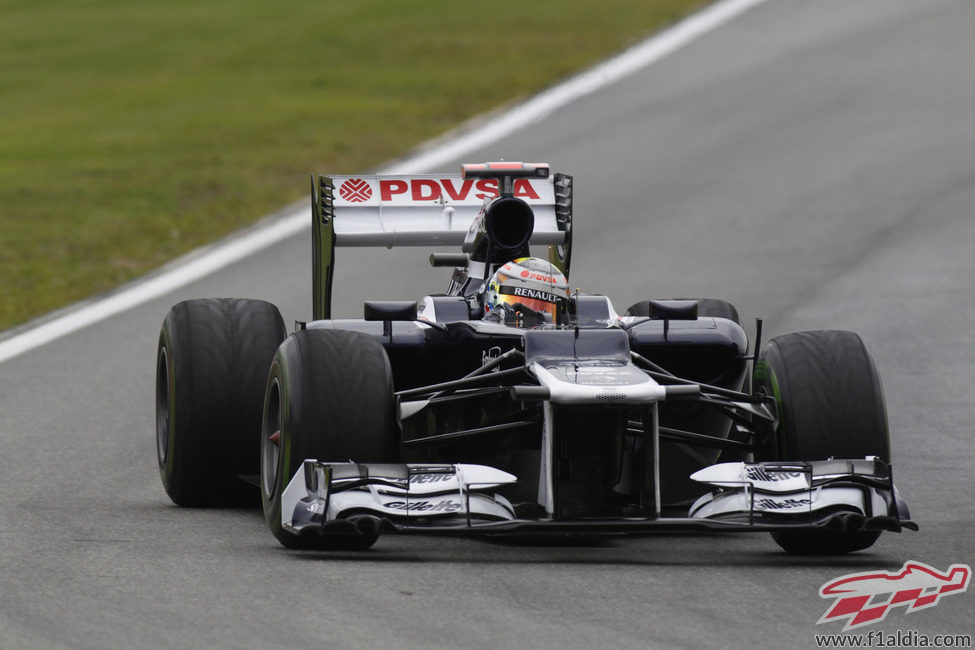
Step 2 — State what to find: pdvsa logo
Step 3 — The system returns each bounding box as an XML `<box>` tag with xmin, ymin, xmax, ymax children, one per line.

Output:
<box><xmin>379</xmin><ymin>178</ymin><xmax>540</xmax><ymax>202</ymax></box>
<box><xmin>339</xmin><ymin>178</ymin><xmax>372</xmax><ymax>203</ymax></box>
<box><xmin>818</xmin><ymin>561</ymin><xmax>971</xmax><ymax>631</ymax></box>
<box><xmin>519</xmin><ymin>270</ymin><xmax>559</xmax><ymax>283</ymax></box>
<box><xmin>336</xmin><ymin>176</ymin><xmax>544</xmax><ymax>203</ymax></box>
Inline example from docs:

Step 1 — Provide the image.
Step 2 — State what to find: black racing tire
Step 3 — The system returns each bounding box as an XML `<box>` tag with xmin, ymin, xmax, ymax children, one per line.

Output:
<box><xmin>625</xmin><ymin>298</ymin><xmax>741</xmax><ymax>325</ymax></box>
<box><xmin>156</xmin><ymin>298</ymin><xmax>286</xmax><ymax>507</ymax></box>
<box><xmin>261</xmin><ymin>329</ymin><xmax>398</xmax><ymax>550</ymax></box>
<box><xmin>754</xmin><ymin>330</ymin><xmax>890</xmax><ymax>554</ymax></box>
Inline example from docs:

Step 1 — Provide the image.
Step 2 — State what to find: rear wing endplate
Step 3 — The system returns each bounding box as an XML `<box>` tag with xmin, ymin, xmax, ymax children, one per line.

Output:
<box><xmin>312</xmin><ymin>166</ymin><xmax>572</xmax><ymax>319</ymax></box>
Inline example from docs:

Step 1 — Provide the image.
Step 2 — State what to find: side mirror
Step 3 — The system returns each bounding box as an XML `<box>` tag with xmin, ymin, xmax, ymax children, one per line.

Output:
<box><xmin>648</xmin><ymin>300</ymin><xmax>698</xmax><ymax>321</ymax></box>
<box><xmin>364</xmin><ymin>301</ymin><xmax>418</xmax><ymax>322</ymax></box>
<box><xmin>648</xmin><ymin>300</ymin><xmax>698</xmax><ymax>342</ymax></box>
<box><xmin>365</xmin><ymin>300</ymin><xmax>450</xmax><ymax>335</ymax></box>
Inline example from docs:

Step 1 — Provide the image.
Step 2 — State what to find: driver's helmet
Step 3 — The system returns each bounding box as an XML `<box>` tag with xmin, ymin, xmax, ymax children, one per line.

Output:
<box><xmin>483</xmin><ymin>257</ymin><xmax>569</xmax><ymax>327</ymax></box>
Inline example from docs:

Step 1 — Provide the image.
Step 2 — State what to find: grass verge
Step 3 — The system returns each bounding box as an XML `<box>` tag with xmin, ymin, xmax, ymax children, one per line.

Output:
<box><xmin>0</xmin><ymin>0</ymin><xmax>707</xmax><ymax>331</ymax></box>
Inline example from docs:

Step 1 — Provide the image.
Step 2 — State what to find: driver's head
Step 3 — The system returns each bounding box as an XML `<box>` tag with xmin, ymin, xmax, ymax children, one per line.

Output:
<box><xmin>483</xmin><ymin>257</ymin><xmax>569</xmax><ymax>327</ymax></box>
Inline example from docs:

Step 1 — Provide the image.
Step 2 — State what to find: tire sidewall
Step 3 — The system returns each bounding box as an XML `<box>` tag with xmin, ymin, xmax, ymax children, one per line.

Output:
<box><xmin>753</xmin><ymin>344</ymin><xmax>786</xmax><ymax>460</ymax></box>
<box><xmin>262</xmin><ymin>341</ymin><xmax>307</xmax><ymax>547</ymax></box>
<box><xmin>156</xmin><ymin>318</ymin><xmax>181</xmax><ymax>494</ymax></box>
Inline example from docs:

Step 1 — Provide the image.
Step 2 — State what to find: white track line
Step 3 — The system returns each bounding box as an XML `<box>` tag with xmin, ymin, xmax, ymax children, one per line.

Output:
<box><xmin>0</xmin><ymin>0</ymin><xmax>768</xmax><ymax>364</ymax></box>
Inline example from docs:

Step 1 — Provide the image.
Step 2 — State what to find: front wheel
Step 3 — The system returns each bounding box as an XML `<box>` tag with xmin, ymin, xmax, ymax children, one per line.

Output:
<box><xmin>261</xmin><ymin>329</ymin><xmax>398</xmax><ymax>550</ymax></box>
<box><xmin>754</xmin><ymin>330</ymin><xmax>889</xmax><ymax>554</ymax></box>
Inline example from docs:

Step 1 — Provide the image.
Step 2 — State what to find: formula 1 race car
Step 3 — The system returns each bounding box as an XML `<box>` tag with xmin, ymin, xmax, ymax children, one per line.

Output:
<box><xmin>155</xmin><ymin>162</ymin><xmax>917</xmax><ymax>554</ymax></box>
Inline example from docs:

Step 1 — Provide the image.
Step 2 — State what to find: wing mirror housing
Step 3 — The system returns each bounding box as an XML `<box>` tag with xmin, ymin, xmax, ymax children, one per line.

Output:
<box><xmin>648</xmin><ymin>300</ymin><xmax>699</xmax><ymax>321</ymax></box>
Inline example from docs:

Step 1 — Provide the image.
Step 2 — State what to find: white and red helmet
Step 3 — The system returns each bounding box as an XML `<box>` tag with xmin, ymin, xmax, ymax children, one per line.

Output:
<box><xmin>483</xmin><ymin>257</ymin><xmax>569</xmax><ymax>326</ymax></box>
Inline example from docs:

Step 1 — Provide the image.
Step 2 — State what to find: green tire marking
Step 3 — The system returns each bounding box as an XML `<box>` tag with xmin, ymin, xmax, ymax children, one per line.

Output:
<box><xmin>754</xmin><ymin>359</ymin><xmax>788</xmax><ymax>459</ymax></box>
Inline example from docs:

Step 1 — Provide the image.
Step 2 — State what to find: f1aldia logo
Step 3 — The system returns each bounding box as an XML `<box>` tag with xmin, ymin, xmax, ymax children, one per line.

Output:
<box><xmin>818</xmin><ymin>561</ymin><xmax>971</xmax><ymax>631</ymax></box>
<box><xmin>339</xmin><ymin>178</ymin><xmax>372</xmax><ymax>203</ymax></box>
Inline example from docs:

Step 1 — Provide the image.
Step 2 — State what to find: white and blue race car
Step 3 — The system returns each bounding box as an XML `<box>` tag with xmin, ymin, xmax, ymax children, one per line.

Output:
<box><xmin>155</xmin><ymin>162</ymin><xmax>915</xmax><ymax>554</ymax></box>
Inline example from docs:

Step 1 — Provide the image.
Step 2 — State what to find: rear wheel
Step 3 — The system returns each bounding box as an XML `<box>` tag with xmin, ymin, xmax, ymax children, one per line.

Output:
<box><xmin>156</xmin><ymin>298</ymin><xmax>286</xmax><ymax>506</ymax></box>
<box><xmin>261</xmin><ymin>329</ymin><xmax>398</xmax><ymax>550</ymax></box>
<box><xmin>754</xmin><ymin>330</ymin><xmax>889</xmax><ymax>554</ymax></box>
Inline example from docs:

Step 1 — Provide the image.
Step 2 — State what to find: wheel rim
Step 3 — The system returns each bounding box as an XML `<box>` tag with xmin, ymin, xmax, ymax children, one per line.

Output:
<box><xmin>261</xmin><ymin>378</ymin><xmax>281</xmax><ymax>498</ymax></box>
<box><xmin>155</xmin><ymin>346</ymin><xmax>170</xmax><ymax>465</ymax></box>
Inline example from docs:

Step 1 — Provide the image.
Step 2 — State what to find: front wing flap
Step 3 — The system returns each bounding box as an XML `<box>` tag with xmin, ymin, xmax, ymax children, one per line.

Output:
<box><xmin>281</xmin><ymin>462</ymin><xmax>519</xmax><ymax>535</ymax></box>
<box><xmin>689</xmin><ymin>459</ymin><xmax>917</xmax><ymax>532</ymax></box>
<box><xmin>280</xmin><ymin>458</ymin><xmax>917</xmax><ymax>539</ymax></box>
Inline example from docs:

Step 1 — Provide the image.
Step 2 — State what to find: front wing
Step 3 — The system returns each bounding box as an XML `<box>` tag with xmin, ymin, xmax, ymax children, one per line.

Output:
<box><xmin>281</xmin><ymin>458</ymin><xmax>916</xmax><ymax>542</ymax></box>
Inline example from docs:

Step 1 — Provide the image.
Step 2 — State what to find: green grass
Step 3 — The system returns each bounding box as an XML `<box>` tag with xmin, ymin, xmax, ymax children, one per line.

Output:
<box><xmin>0</xmin><ymin>0</ymin><xmax>707</xmax><ymax>331</ymax></box>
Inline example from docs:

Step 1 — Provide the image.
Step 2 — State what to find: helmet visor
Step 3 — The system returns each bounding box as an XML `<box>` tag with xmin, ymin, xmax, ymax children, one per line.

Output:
<box><xmin>494</xmin><ymin>286</ymin><xmax>564</xmax><ymax>323</ymax></box>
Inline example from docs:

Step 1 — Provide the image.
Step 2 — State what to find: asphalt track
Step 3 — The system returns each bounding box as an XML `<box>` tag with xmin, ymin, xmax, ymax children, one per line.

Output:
<box><xmin>2</xmin><ymin>0</ymin><xmax>974</xmax><ymax>647</ymax></box>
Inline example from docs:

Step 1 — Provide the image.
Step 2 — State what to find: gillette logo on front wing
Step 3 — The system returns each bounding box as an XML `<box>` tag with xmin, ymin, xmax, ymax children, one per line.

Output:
<box><xmin>381</xmin><ymin>499</ymin><xmax>463</xmax><ymax>513</ymax></box>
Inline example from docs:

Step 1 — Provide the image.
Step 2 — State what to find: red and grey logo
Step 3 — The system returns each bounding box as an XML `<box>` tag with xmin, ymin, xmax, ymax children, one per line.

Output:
<box><xmin>818</xmin><ymin>561</ymin><xmax>971</xmax><ymax>631</ymax></box>
<box><xmin>339</xmin><ymin>178</ymin><xmax>373</xmax><ymax>203</ymax></box>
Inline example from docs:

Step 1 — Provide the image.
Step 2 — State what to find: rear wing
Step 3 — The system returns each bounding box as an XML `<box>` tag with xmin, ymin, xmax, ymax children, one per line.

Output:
<box><xmin>311</xmin><ymin>163</ymin><xmax>573</xmax><ymax>319</ymax></box>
